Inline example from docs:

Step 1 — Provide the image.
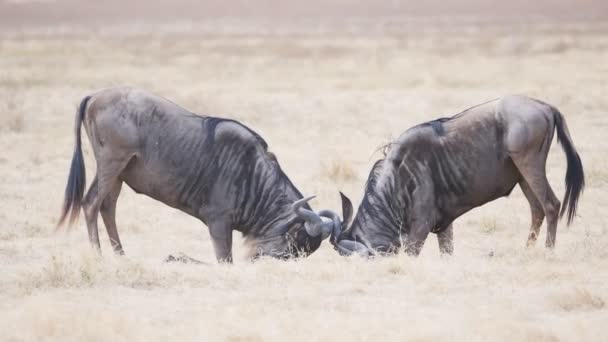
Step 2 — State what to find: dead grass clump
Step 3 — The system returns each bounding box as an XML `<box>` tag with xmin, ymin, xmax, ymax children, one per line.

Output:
<box><xmin>322</xmin><ymin>160</ymin><xmax>357</xmax><ymax>182</ymax></box>
<box><xmin>554</xmin><ymin>288</ymin><xmax>605</xmax><ymax>312</ymax></box>
<box><xmin>0</xmin><ymin>230</ymin><xmax>18</xmax><ymax>241</ymax></box>
<box><xmin>387</xmin><ymin>263</ymin><xmax>406</xmax><ymax>275</ymax></box>
<box><xmin>479</xmin><ymin>217</ymin><xmax>501</xmax><ymax>234</ymax></box>
<box><xmin>226</xmin><ymin>335</ymin><xmax>264</xmax><ymax>342</ymax></box>
<box><xmin>19</xmin><ymin>252</ymin><xmax>172</xmax><ymax>291</ymax></box>
<box><xmin>1</xmin><ymin>115</ymin><xmax>25</xmax><ymax>133</ymax></box>
<box><xmin>40</xmin><ymin>254</ymin><xmax>103</xmax><ymax>288</ymax></box>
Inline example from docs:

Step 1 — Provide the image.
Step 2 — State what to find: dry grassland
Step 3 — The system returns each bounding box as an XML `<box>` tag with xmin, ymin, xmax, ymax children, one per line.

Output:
<box><xmin>1</xmin><ymin>6</ymin><xmax>608</xmax><ymax>341</ymax></box>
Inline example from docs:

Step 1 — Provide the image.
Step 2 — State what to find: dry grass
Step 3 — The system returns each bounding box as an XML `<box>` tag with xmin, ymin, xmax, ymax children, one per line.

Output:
<box><xmin>479</xmin><ymin>217</ymin><xmax>503</xmax><ymax>235</ymax></box>
<box><xmin>554</xmin><ymin>288</ymin><xmax>605</xmax><ymax>312</ymax></box>
<box><xmin>321</xmin><ymin>160</ymin><xmax>358</xmax><ymax>183</ymax></box>
<box><xmin>1</xmin><ymin>8</ymin><xmax>608</xmax><ymax>341</ymax></box>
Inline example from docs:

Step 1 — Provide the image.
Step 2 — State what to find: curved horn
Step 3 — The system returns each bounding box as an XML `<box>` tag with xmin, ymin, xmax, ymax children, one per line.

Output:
<box><xmin>318</xmin><ymin>209</ymin><xmax>342</xmax><ymax>245</ymax></box>
<box><xmin>293</xmin><ymin>195</ymin><xmax>322</xmax><ymax>225</ymax></box>
<box><xmin>292</xmin><ymin>195</ymin><xmax>332</xmax><ymax>239</ymax></box>
<box><xmin>336</xmin><ymin>239</ymin><xmax>371</xmax><ymax>257</ymax></box>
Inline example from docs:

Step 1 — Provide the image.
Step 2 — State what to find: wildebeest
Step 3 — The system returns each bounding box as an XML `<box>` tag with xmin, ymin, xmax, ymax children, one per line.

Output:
<box><xmin>331</xmin><ymin>96</ymin><xmax>584</xmax><ymax>256</ymax></box>
<box><xmin>57</xmin><ymin>87</ymin><xmax>339</xmax><ymax>262</ymax></box>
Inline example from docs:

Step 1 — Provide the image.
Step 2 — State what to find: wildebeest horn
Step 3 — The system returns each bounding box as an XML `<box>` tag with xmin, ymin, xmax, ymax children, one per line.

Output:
<box><xmin>292</xmin><ymin>195</ymin><xmax>333</xmax><ymax>239</ymax></box>
<box><xmin>318</xmin><ymin>209</ymin><xmax>342</xmax><ymax>245</ymax></box>
<box><xmin>293</xmin><ymin>195</ymin><xmax>321</xmax><ymax>223</ymax></box>
<box><xmin>335</xmin><ymin>239</ymin><xmax>371</xmax><ymax>257</ymax></box>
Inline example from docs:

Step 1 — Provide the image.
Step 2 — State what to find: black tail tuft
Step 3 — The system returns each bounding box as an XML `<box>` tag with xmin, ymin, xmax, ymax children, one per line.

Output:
<box><xmin>57</xmin><ymin>96</ymin><xmax>91</xmax><ymax>228</ymax></box>
<box><xmin>553</xmin><ymin>108</ymin><xmax>585</xmax><ymax>225</ymax></box>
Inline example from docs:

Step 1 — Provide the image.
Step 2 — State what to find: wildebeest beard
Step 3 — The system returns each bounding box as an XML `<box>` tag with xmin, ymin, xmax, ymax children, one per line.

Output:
<box><xmin>244</xmin><ymin>220</ymin><xmax>324</xmax><ymax>259</ymax></box>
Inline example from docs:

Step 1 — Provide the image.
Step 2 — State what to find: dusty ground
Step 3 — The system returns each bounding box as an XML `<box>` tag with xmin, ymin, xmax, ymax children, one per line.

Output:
<box><xmin>1</xmin><ymin>1</ymin><xmax>608</xmax><ymax>341</ymax></box>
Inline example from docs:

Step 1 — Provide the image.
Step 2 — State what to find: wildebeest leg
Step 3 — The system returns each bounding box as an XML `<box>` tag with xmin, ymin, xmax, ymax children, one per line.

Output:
<box><xmin>437</xmin><ymin>224</ymin><xmax>454</xmax><ymax>255</ymax></box>
<box><xmin>405</xmin><ymin>223</ymin><xmax>430</xmax><ymax>256</ymax></box>
<box><xmin>209</xmin><ymin>221</ymin><xmax>233</xmax><ymax>263</ymax></box>
<box><xmin>82</xmin><ymin>177</ymin><xmax>101</xmax><ymax>250</ymax></box>
<box><xmin>519</xmin><ymin>178</ymin><xmax>545</xmax><ymax>247</ymax></box>
<box><xmin>82</xmin><ymin>156</ymin><xmax>132</xmax><ymax>252</ymax></box>
<box><xmin>507</xmin><ymin>108</ymin><xmax>562</xmax><ymax>248</ymax></box>
<box><xmin>541</xmin><ymin>184</ymin><xmax>560</xmax><ymax>248</ymax></box>
<box><xmin>100</xmin><ymin>180</ymin><xmax>124</xmax><ymax>255</ymax></box>
<box><xmin>512</xmin><ymin>158</ymin><xmax>561</xmax><ymax>248</ymax></box>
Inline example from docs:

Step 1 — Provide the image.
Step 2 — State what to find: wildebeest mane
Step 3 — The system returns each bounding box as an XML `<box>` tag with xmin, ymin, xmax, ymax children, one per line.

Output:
<box><xmin>353</xmin><ymin>100</ymin><xmax>503</xmax><ymax>238</ymax></box>
<box><xmin>410</xmin><ymin>113</ymin><xmax>459</xmax><ymax>136</ymax></box>
<box><xmin>202</xmin><ymin>116</ymin><xmax>269</xmax><ymax>150</ymax></box>
<box><xmin>411</xmin><ymin>98</ymin><xmax>500</xmax><ymax>136</ymax></box>
<box><xmin>364</xmin><ymin>159</ymin><xmax>385</xmax><ymax>194</ymax></box>
<box><xmin>365</xmin><ymin>98</ymin><xmax>502</xmax><ymax>192</ymax></box>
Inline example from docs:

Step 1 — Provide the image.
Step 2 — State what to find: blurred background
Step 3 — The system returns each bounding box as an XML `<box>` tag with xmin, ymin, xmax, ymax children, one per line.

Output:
<box><xmin>1</xmin><ymin>0</ymin><xmax>607</xmax><ymax>27</ymax></box>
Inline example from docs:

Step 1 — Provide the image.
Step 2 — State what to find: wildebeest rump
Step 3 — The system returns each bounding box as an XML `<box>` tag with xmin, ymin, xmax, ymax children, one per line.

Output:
<box><xmin>332</xmin><ymin>96</ymin><xmax>584</xmax><ymax>256</ymax></box>
<box><xmin>57</xmin><ymin>87</ymin><xmax>338</xmax><ymax>262</ymax></box>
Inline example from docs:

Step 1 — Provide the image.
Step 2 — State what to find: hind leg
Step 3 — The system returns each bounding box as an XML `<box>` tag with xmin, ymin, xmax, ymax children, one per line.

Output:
<box><xmin>512</xmin><ymin>158</ymin><xmax>560</xmax><ymax>249</ymax></box>
<box><xmin>82</xmin><ymin>156</ymin><xmax>131</xmax><ymax>252</ymax></box>
<box><xmin>542</xmin><ymin>185</ymin><xmax>560</xmax><ymax>248</ymax></box>
<box><xmin>508</xmin><ymin>113</ymin><xmax>561</xmax><ymax>248</ymax></box>
<box><xmin>83</xmin><ymin>177</ymin><xmax>101</xmax><ymax>250</ymax></box>
<box><xmin>100</xmin><ymin>180</ymin><xmax>124</xmax><ymax>255</ymax></box>
<box><xmin>519</xmin><ymin>178</ymin><xmax>545</xmax><ymax>247</ymax></box>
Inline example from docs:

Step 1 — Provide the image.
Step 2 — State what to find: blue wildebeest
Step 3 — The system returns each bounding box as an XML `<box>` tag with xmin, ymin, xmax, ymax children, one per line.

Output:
<box><xmin>58</xmin><ymin>87</ymin><xmax>339</xmax><ymax>262</ymax></box>
<box><xmin>330</xmin><ymin>96</ymin><xmax>584</xmax><ymax>256</ymax></box>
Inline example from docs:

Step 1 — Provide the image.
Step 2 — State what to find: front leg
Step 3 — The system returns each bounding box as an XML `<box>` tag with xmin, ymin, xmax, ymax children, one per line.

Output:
<box><xmin>437</xmin><ymin>224</ymin><xmax>454</xmax><ymax>255</ymax></box>
<box><xmin>209</xmin><ymin>221</ymin><xmax>233</xmax><ymax>263</ymax></box>
<box><xmin>404</xmin><ymin>222</ymin><xmax>431</xmax><ymax>256</ymax></box>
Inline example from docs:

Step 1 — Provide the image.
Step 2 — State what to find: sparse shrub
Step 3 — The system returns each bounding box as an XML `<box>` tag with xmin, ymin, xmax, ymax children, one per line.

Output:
<box><xmin>387</xmin><ymin>264</ymin><xmax>405</xmax><ymax>275</ymax></box>
<box><xmin>555</xmin><ymin>288</ymin><xmax>605</xmax><ymax>311</ymax></box>
<box><xmin>480</xmin><ymin>217</ymin><xmax>500</xmax><ymax>234</ymax></box>
<box><xmin>1</xmin><ymin>115</ymin><xmax>25</xmax><ymax>133</ymax></box>
<box><xmin>322</xmin><ymin>160</ymin><xmax>357</xmax><ymax>182</ymax></box>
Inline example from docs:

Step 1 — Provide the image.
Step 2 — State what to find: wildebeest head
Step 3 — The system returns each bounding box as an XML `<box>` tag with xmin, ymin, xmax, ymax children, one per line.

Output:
<box><xmin>330</xmin><ymin>159</ymin><xmax>404</xmax><ymax>257</ymax></box>
<box><xmin>246</xmin><ymin>195</ymin><xmax>344</xmax><ymax>259</ymax></box>
<box><xmin>328</xmin><ymin>192</ymin><xmax>374</xmax><ymax>257</ymax></box>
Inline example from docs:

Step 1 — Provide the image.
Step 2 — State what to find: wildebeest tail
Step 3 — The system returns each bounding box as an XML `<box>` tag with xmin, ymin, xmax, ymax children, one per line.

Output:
<box><xmin>57</xmin><ymin>96</ymin><xmax>91</xmax><ymax>228</ymax></box>
<box><xmin>552</xmin><ymin>107</ymin><xmax>584</xmax><ymax>225</ymax></box>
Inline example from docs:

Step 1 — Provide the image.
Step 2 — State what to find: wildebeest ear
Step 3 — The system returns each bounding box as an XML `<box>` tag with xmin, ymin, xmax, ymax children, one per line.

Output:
<box><xmin>339</xmin><ymin>191</ymin><xmax>353</xmax><ymax>230</ymax></box>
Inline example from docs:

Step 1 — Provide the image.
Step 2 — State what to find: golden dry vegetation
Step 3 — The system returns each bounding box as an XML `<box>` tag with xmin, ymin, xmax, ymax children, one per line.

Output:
<box><xmin>1</xmin><ymin>1</ymin><xmax>608</xmax><ymax>340</ymax></box>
